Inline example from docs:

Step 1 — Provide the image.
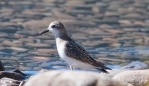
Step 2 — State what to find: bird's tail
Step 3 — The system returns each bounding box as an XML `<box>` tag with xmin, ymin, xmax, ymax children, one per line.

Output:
<box><xmin>96</xmin><ymin>66</ymin><xmax>111</xmax><ymax>74</ymax></box>
<box><xmin>96</xmin><ymin>68</ymin><xmax>109</xmax><ymax>74</ymax></box>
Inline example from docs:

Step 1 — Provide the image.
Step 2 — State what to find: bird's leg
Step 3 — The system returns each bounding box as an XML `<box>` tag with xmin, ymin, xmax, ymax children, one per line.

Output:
<box><xmin>70</xmin><ymin>65</ymin><xmax>75</xmax><ymax>71</ymax></box>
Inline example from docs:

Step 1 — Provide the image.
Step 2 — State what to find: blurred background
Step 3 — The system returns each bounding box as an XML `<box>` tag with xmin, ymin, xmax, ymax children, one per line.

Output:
<box><xmin>0</xmin><ymin>0</ymin><xmax>149</xmax><ymax>71</ymax></box>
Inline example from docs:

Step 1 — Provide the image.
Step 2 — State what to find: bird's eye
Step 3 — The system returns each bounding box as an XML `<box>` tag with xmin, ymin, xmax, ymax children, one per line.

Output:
<box><xmin>51</xmin><ymin>25</ymin><xmax>56</xmax><ymax>28</ymax></box>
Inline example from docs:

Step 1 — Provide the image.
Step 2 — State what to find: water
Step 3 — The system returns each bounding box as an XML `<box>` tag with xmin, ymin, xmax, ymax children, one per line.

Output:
<box><xmin>0</xmin><ymin>0</ymin><xmax>149</xmax><ymax>71</ymax></box>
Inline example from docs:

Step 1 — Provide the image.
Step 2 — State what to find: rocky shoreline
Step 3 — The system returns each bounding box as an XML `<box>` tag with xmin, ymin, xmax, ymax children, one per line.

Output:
<box><xmin>0</xmin><ymin>0</ymin><xmax>149</xmax><ymax>86</ymax></box>
<box><xmin>0</xmin><ymin>61</ymin><xmax>148</xmax><ymax>86</ymax></box>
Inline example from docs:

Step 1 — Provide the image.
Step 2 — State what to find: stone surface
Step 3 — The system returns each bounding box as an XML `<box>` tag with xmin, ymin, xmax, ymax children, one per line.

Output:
<box><xmin>0</xmin><ymin>78</ymin><xmax>21</xmax><ymax>86</ymax></box>
<box><xmin>113</xmin><ymin>69</ymin><xmax>149</xmax><ymax>86</ymax></box>
<box><xmin>122</xmin><ymin>61</ymin><xmax>148</xmax><ymax>69</ymax></box>
<box><xmin>24</xmin><ymin>70</ymin><xmax>133</xmax><ymax>86</ymax></box>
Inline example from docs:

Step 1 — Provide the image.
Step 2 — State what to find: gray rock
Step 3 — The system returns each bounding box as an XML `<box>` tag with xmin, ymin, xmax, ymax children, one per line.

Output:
<box><xmin>24</xmin><ymin>70</ymin><xmax>132</xmax><ymax>86</ymax></box>
<box><xmin>113</xmin><ymin>69</ymin><xmax>149</xmax><ymax>86</ymax></box>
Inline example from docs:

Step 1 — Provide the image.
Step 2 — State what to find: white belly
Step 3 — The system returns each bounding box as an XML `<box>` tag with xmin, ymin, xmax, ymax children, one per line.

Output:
<box><xmin>56</xmin><ymin>38</ymin><xmax>94</xmax><ymax>69</ymax></box>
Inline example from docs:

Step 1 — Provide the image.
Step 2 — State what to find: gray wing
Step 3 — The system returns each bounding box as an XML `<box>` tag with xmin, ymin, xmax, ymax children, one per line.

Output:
<box><xmin>65</xmin><ymin>40</ymin><xmax>106</xmax><ymax>68</ymax></box>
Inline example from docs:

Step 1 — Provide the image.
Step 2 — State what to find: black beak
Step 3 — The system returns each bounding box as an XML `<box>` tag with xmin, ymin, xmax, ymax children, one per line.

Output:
<box><xmin>39</xmin><ymin>29</ymin><xmax>49</xmax><ymax>35</ymax></box>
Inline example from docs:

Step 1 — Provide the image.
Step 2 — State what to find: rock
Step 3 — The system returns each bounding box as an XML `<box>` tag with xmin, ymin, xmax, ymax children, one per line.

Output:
<box><xmin>12</xmin><ymin>69</ymin><xmax>26</xmax><ymax>76</ymax></box>
<box><xmin>0</xmin><ymin>71</ymin><xmax>25</xmax><ymax>80</ymax></box>
<box><xmin>100</xmin><ymin>69</ymin><xmax>128</xmax><ymax>78</ymax></box>
<box><xmin>122</xmin><ymin>61</ymin><xmax>148</xmax><ymax>69</ymax></box>
<box><xmin>0</xmin><ymin>78</ymin><xmax>21</xmax><ymax>86</ymax></box>
<box><xmin>113</xmin><ymin>69</ymin><xmax>149</xmax><ymax>86</ymax></box>
<box><xmin>24</xmin><ymin>70</ymin><xmax>132</xmax><ymax>86</ymax></box>
<box><xmin>145</xmin><ymin>81</ymin><xmax>149</xmax><ymax>86</ymax></box>
<box><xmin>0</xmin><ymin>61</ymin><xmax>5</xmax><ymax>71</ymax></box>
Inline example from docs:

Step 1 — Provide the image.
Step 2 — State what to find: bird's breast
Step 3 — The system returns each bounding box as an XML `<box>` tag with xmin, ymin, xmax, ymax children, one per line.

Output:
<box><xmin>56</xmin><ymin>38</ymin><xmax>67</xmax><ymax>60</ymax></box>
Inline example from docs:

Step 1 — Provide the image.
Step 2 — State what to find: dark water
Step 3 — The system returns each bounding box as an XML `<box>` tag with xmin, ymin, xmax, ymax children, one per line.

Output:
<box><xmin>0</xmin><ymin>0</ymin><xmax>149</xmax><ymax>71</ymax></box>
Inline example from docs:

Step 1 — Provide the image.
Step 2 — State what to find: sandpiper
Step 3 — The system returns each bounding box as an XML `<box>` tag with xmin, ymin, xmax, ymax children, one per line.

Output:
<box><xmin>39</xmin><ymin>21</ymin><xmax>111</xmax><ymax>73</ymax></box>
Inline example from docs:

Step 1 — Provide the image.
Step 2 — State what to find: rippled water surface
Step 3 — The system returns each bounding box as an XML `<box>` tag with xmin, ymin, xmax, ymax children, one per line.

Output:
<box><xmin>0</xmin><ymin>0</ymin><xmax>149</xmax><ymax>71</ymax></box>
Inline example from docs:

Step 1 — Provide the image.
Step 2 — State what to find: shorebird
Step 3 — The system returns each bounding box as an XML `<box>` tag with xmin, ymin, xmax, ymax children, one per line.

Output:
<box><xmin>39</xmin><ymin>21</ymin><xmax>111</xmax><ymax>73</ymax></box>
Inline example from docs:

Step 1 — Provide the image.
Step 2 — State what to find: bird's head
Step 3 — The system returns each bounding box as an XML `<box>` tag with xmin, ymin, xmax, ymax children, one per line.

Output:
<box><xmin>39</xmin><ymin>21</ymin><xmax>66</xmax><ymax>36</ymax></box>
